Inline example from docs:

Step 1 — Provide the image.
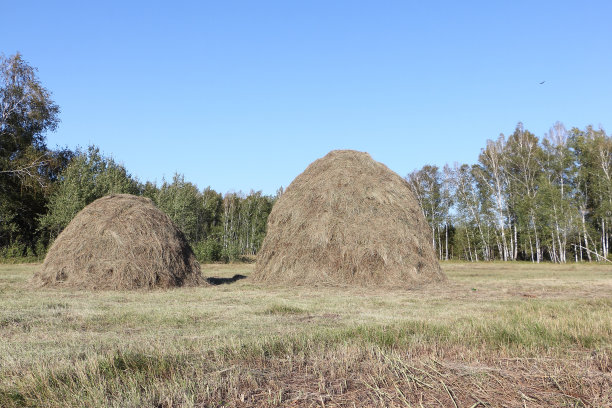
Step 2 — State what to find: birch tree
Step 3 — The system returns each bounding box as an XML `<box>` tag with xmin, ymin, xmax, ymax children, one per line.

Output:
<box><xmin>475</xmin><ymin>135</ymin><xmax>510</xmax><ymax>260</ymax></box>
<box><xmin>504</xmin><ymin>124</ymin><xmax>544</xmax><ymax>262</ymax></box>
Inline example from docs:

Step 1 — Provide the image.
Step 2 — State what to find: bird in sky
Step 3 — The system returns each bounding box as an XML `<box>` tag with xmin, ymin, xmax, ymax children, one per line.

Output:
<box><xmin>539</xmin><ymin>81</ymin><xmax>546</xmax><ymax>85</ymax></box>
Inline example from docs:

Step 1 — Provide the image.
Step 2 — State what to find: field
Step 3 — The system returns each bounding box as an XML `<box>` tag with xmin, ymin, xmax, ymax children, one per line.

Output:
<box><xmin>0</xmin><ymin>262</ymin><xmax>611</xmax><ymax>407</ymax></box>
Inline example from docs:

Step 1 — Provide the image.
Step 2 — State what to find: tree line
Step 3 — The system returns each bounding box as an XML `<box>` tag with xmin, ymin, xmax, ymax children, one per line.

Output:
<box><xmin>2</xmin><ymin>53</ymin><xmax>610</xmax><ymax>264</ymax></box>
<box><xmin>407</xmin><ymin>123</ymin><xmax>611</xmax><ymax>263</ymax></box>
<box><xmin>2</xmin><ymin>141</ymin><xmax>276</xmax><ymax>262</ymax></box>
<box><xmin>0</xmin><ymin>53</ymin><xmax>275</xmax><ymax>262</ymax></box>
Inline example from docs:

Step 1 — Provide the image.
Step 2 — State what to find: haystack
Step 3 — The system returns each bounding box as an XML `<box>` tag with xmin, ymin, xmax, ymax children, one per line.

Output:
<box><xmin>33</xmin><ymin>194</ymin><xmax>204</xmax><ymax>290</ymax></box>
<box><xmin>253</xmin><ymin>150</ymin><xmax>445</xmax><ymax>287</ymax></box>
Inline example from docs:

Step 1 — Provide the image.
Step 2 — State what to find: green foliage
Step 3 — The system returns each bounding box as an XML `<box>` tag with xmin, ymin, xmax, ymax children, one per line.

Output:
<box><xmin>221</xmin><ymin>191</ymin><xmax>273</xmax><ymax>260</ymax></box>
<box><xmin>407</xmin><ymin>164</ymin><xmax>453</xmax><ymax>259</ymax></box>
<box><xmin>0</xmin><ymin>52</ymin><xmax>59</xmax><ymax>162</ymax></box>
<box><xmin>140</xmin><ymin>181</ymin><xmax>158</xmax><ymax>201</ymax></box>
<box><xmin>193</xmin><ymin>237</ymin><xmax>223</xmax><ymax>263</ymax></box>
<box><xmin>0</xmin><ymin>241</ymin><xmax>42</xmax><ymax>263</ymax></box>
<box><xmin>411</xmin><ymin>122</ymin><xmax>611</xmax><ymax>262</ymax></box>
<box><xmin>148</xmin><ymin>176</ymin><xmax>272</xmax><ymax>262</ymax></box>
<box><xmin>0</xmin><ymin>242</ymin><xmax>27</xmax><ymax>259</ymax></box>
<box><xmin>39</xmin><ymin>145</ymin><xmax>139</xmax><ymax>237</ymax></box>
<box><xmin>155</xmin><ymin>174</ymin><xmax>205</xmax><ymax>243</ymax></box>
<box><xmin>0</xmin><ymin>53</ymin><xmax>68</xmax><ymax>254</ymax></box>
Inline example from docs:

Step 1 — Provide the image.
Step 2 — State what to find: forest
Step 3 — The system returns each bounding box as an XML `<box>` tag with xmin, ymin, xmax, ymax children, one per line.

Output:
<box><xmin>1</xmin><ymin>53</ymin><xmax>610</xmax><ymax>263</ymax></box>
<box><xmin>407</xmin><ymin>122</ymin><xmax>611</xmax><ymax>263</ymax></box>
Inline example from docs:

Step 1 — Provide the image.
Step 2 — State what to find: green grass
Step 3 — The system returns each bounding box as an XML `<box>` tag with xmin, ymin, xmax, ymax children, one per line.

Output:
<box><xmin>262</xmin><ymin>304</ymin><xmax>308</xmax><ymax>315</ymax></box>
<box><xmin>0</xmin><ymin>262</ymin><xmax>610</xmax><ymax>407</ymax></box>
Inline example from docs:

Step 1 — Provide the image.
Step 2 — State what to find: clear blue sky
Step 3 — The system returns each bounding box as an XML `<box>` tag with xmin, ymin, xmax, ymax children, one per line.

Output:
<box><xmin>3</xmin><ymin>1</ymin><xmax>611</xmax><ymax>195</ymax></box>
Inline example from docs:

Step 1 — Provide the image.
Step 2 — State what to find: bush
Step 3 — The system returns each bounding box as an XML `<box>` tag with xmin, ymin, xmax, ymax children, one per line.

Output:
<box><xmin>35</xmin><ymin>238</ymin><xmax>48</xmax><ymax>259</ymax></box>
<box><xmin>0</xmin><ymin>242</ymin><xmax>26</xmax><ymax>259</ymax></box>
<box><xmin>193</xmin><ymin>238</ymin><xmax>223</xmax><ymax>263</ymax></box>
<box><xmin>0</xmin><ymin>242</ymin><xmax>42</xmax><ymax>263</ymax></box>
<box><xmin>222</xmin><ymin>244</ymin><xmax>242</xmax><ymax>263</ymax></box>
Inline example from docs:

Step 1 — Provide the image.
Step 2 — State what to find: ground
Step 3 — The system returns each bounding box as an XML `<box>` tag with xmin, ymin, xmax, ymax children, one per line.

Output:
<box><xmin>0</xmin><ymin>262</ymin><xmax>611</xmax><ymax>407</ymax></box>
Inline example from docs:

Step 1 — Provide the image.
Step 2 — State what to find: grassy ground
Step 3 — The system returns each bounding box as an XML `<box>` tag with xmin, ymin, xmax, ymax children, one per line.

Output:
<box><xmin>0</xmin><ymin>262</ymin><xmax>611</xmax><ymax>407</ymax></box>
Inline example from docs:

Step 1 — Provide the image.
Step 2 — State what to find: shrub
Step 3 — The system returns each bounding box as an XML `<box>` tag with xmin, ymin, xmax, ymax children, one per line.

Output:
<box><xmin>193</xmin><ymin>238</ymin><xmax>223</xmax><ymax>263</ymax></box>
<box><xmin>0</xmin><ymin>242</ymin><xmax>42</xmax><ymax>263</ymax></box>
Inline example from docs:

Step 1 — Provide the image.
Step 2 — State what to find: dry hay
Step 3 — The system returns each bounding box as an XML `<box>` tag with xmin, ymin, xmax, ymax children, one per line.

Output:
<box><xmin>33</xmin><ymin>194</ymin><xmax>204</xmax><ymax>290</ymax></box>
<box><xmin>254</xmin><ymin>150</ymin><xmax>446</xmax><ymax>287</ymax></box>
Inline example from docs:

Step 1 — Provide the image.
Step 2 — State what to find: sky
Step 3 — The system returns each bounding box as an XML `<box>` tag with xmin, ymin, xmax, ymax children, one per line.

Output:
<box><xmin>2</xmin><ymin>1</ymin><xmax>611</xmax><ymax>195</ymax></box>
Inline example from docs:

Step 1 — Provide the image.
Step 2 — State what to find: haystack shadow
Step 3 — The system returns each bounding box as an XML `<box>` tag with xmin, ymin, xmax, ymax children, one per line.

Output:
<box><xmin>206</xmin><ymin>274</ymin><xmax>247</xmax><ymax>285</ymax></box>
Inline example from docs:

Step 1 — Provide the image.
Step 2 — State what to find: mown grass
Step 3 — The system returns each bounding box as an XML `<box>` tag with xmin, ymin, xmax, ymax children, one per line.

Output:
<box><xmin>0</xmin><ymin>262</ymin><xmax>611</xmax><ymax>407</ymax></box>
<box><xmin>262</xmin><ymin>304</ymin><xmax>308</xmax><ymax>315</ymax></box>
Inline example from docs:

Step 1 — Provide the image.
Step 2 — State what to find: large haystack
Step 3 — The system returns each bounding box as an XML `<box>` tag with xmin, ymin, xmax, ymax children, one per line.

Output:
<box><xmin>33</xmin><ymin>194</ymin><xmax>204</xmax><ymax>290</ymax></box>
<box><xmin>254</xmin><ymin>150</ymin><xmax>445</xmax><ymax>287</ymax></box>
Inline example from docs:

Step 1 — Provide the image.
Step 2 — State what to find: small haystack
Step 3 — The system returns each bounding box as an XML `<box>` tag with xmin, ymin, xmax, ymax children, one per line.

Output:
<box><xmin>253</xmin><ymin>150</ymin><xmax>445</xmax><ymax>287</ymax></box>
<box><xmin>33</xmin><ymin>194</ymin><xmax>204</xmax><ymax>290</ymax></box>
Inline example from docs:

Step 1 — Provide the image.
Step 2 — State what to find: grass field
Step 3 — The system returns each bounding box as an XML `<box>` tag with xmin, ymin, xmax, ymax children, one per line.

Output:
<box><xmin>0</xmin><ymin>262</ymin><xmax>611</xmax><ymax>407</ymax></box>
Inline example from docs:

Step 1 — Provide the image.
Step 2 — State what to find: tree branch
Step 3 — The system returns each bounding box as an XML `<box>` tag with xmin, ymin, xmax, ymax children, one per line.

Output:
<box><xmin>572</xmin><ymin>244</ymin><xmax>611</xmax><ymax>263</ymax></box>
<box><xmin>0</xmin><ymin>155</ymin><xmax>50</xmax><ymax>187</ymax></box>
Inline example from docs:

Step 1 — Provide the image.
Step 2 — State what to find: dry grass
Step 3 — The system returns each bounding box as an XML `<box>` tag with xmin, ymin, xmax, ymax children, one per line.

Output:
<box><xmin>254</xmin><ymin>150</ymin><xmax>445</xmax><ymax>287</ymax></box>
<box><xmin>33</xmin><ymin>194</ymin><xmax>203</xmax><ymax>290</ymax></box>
<box><xmin>1</xmin><ymin>261</ymin><xmax>611</xmax><ymax>407</ymax></box>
